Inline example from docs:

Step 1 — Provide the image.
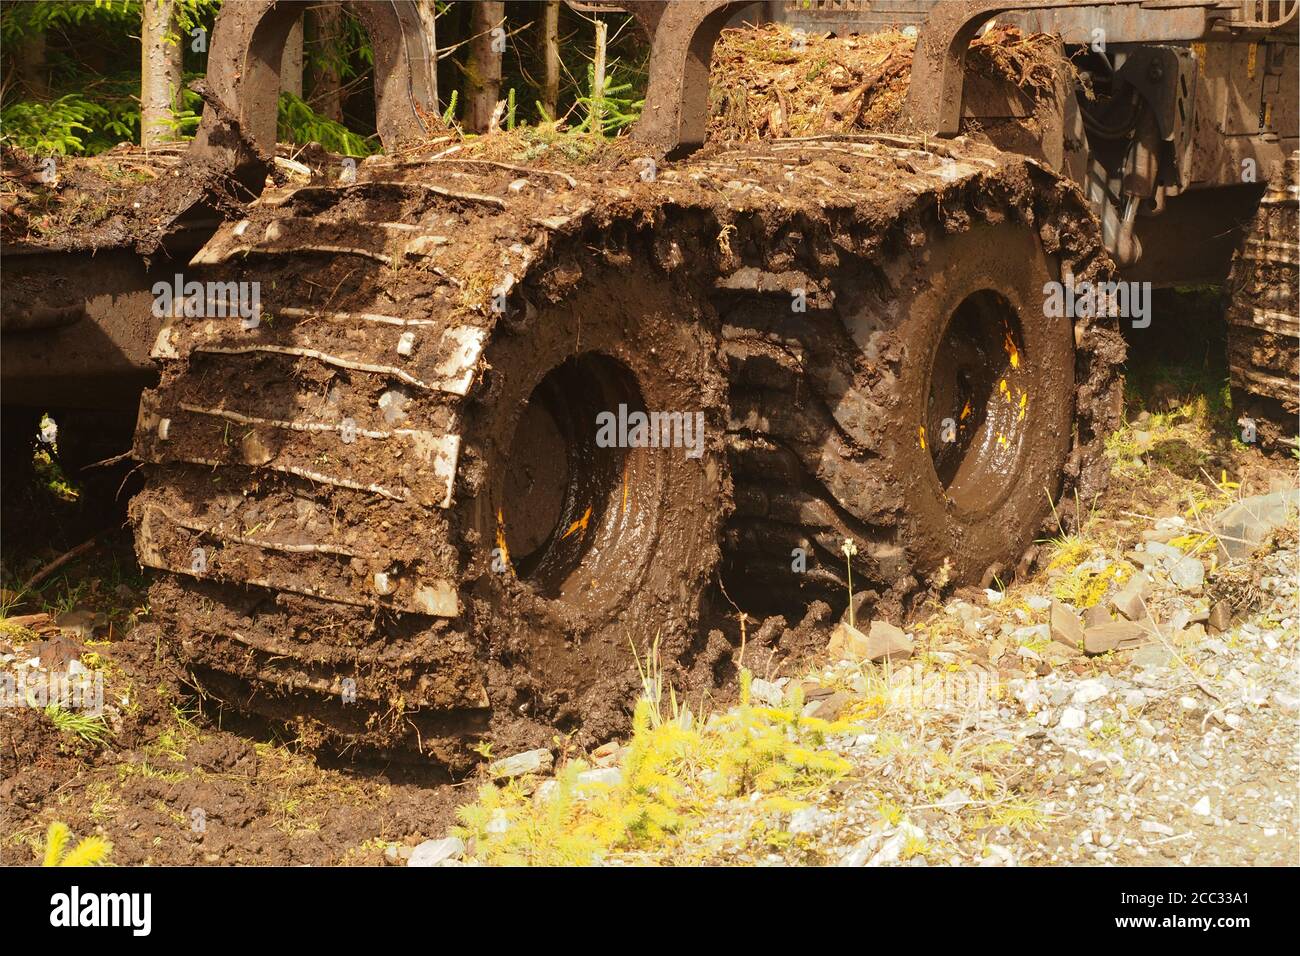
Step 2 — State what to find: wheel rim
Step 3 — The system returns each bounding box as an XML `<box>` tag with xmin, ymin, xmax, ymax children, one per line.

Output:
<box><xmin>925</xmin><ymin>289</ymin><xmax>1030</xmax><ymax>513</ymax></box>
<box><xmin>499</xmin><ymin>352</ymin><xmax>653</xmax><ymax>607</ymax></box>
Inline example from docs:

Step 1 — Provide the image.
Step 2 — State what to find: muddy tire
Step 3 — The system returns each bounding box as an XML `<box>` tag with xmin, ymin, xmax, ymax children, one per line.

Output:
<box><xmin>721</xmin><ymin>158</ymin><xmax>1121</xmax><ymax>615</ymax></box>
<box><xmin>461</xmin><ymin>262</ymin><xmax>726</xmax><ymax>743</ymax></box>
<box><xmin>129</xmin><ymin>163</ymin><xmax>727</xmax><ymax>764</ymax></box>
<box><xmin>1227</xmin><ymin>151</ymin><xmax>1299</xmax><ymax>452</ymax></box>
<box><xmin>847</xmin><ymin>220</ymin><xmax>1076</xmax><ymax>587</ymax></box>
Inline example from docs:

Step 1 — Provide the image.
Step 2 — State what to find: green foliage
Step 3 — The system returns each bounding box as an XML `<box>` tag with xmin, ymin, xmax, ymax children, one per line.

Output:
<box><xmin>453</xmin><ymin>664</ymin><xmax>857</xmax><ymax>866</ymax></box>
<box><xmin>46</xmin><ymin>705</ymin><xmax>113</xmax><ymax>746</ymax></box>
<box><xmin>300</xmin><ymin>3</ymin><xmax>374</xmax><ymax>109</ymax></box>
<box><xmin>1</xmin><ymin>95</ymin><xmax>108</xmax><ymax>155</ymax></box>
<box><xmin>1</xmin><ymin>1</ymin><xmax>137</xmax><ymax>43</ymax></box>
<box><xmin>713</xmin><ymin>669</ymin><xmax>854</xmax><ymax>796</ymax></box>
<box><xmin>277</xmin><ymin>91</ymin><xmax>378</xmax><ymax>156</ymax></box>
<box><xmin>162</xmin><ymin>0</ymin><xmax>221</xmax><ymax>46</ymax></box>
<box><xmin>442</xmin><ymin>90</ymin><xmax>459</xmax><ymax>126</ymax></box>
<box><xmin>41</xmin><ymin>821</ymin><xmax>112</xmax><ymax>866</ymax></box>
<box><xmin>571</xmin><ymin>61</ymin><xmax>643</xmax><ymax>136</ymax></box>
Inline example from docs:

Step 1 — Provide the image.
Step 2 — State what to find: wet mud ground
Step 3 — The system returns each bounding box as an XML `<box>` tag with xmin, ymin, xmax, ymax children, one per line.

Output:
<box><xmin>1</xmin><ymin>289</ymin><xmax>1294</xmax><ymax>866</ymax></box>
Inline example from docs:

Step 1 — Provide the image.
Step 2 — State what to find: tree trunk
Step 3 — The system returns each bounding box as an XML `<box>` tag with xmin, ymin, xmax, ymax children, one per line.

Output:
<box><xmin>281</xmin><ymin>15</ymin><xmax>304</xmax><ymax>99</ymax></box>
<box><xmin>17</xmin><ymin>29</ymin><xmax>49</xmax><ymax>99</ymax></box>
<box><xmin>591</xmin><ymin>19</ymin><xmax>607</xmax><ymax>136</ymax></box>
<box><xmin>416</xmin><ymin>0</ymin><xmax>439</xmax><ymax>113</ymax></box>
<box><xmin>541</xmin><ymin>0</ymin><xmax>559</xmax><ymax>121</ymax></box>
<box><xmin>307</xmin><ymin>2</ymin><xmax>343</xmax><ymax>122</ymax></box>
<box><xmin>463</xmin><ymin>1</ymin><xmax>503</xmax><ymax>132</ymax></box>
<box><xmin>140</xmin><ymin>0</ymin><xmax>183</xmax><ymax>146</ymax></box>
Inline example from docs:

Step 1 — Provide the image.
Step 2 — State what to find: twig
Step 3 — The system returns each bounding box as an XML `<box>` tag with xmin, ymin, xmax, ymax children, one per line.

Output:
<box><xmin>1135</xmin><ymin>593</ymin><xmax>1222</xmax><ymax>703</ymax></box>
<box><xmin>21</xmin><ymin>534</ymin><xmax>104</xmax><ymax>591</ymax></box>
<box><xmin>80</xmin><ymin>450</ymin><xmax>132</xmax><ymax>471</ymax></box>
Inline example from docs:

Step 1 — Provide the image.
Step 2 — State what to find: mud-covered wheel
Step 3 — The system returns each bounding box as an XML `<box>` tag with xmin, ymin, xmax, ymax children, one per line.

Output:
<box><xmin>128</xmin><ymin>160</ymin><xmax>729</xmax><ymax>764</ymax></box>
<box><xmin>1226</xmin><ymin>151</ymin><xmax>1299</xmax><ymax>452</ymax></box>
<box><xmin>721</xmin><ymin>157</ymin><xmax>1120</xmax><ymax>615</ymax></box>
<box><xmin>855</xmin><ymin>221</ymin><xmax>1075</xmax><ymax>586</ymax></box>
<box><xmin>462</xmin><ymin>264</ymin><xmax>726</xmax><ymax>742</ymax></box>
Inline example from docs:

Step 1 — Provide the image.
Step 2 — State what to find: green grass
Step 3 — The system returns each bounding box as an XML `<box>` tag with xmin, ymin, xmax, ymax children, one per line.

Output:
<box><xmin>453</xmin><ymin>659</ymin><xmax>859</xmax><ymax>866</ymax></box>
<box><xmin>45</xmin><ymin>704</ymin><xmax>112</xmax><ymax>747</ymax></box>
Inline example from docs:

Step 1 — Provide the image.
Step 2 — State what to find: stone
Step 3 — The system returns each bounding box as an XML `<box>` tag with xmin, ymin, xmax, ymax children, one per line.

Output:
<box><xmin>1191</xmin><ymin>796</ymin><xmax>1212</xmax><ymax>817</ymax></box>
<box><xmin>1049</xmin><ymin>601</ymin><xmax>1085</xmax><ymax>650</ymax></box>
<box><xmin>1110</xmin><ymin>573</ymin><xmax>1151</xmax><ymax>622</ymax></box>
<box><xmin>533</xmin><ymin>780</ymin><xmax>559</xmax><ymax>804</ymax></box>
<box><xmin>789</xmin><ymin>806</ymin><xmax>830</xmax><ymax>835</ymax></box>
<box><xmin>808</xmin><ymin>691</ymin><xmax>853</xmax><ymax>720</ymax></box>
<box><xmin>749</xmin><ymin>677</ymin><xmax>785</xmax><ymax>707</ymax></box>
<box><xmin>590</xmin><ymin>741</ymin><xmax>623</xmax><ymax>768</ymax></box>
<box><xmin>577</xmin><ymin>767</ymin><xmax>622</xmax><ymax>787</ymax></box>
<box><xmin>838</xmin><ymin>834</ymin><xmax>882</xmax><ymax>867</ymax></box>
<box><xmin>1213</xmin><ymin>489</ymin><xmax>1300</xmax><ymax>562</ymax></box>
<box><xmin>1272</xmin><ymin>691</ymin><xmax>1300</xmax><ymax>714</ymax></box>
<box><xmin>1058</xmin><ymin>707</ymin><xmax>1086</xmax><ymax>729</ymax></box>
<box><xmin>937</xmin><ymin>788</ymin><xmax>971</xmax><ymax>812</ymax></box>
<box><xmin>1168</xmin><ymin>556</ymin><xmax>1205</xmax><ymax>591</ymax></box>
<box><xmin>1071</xmin><ymin>679</ymin><xmax>1109</xmax><ymax>705</ymax></box>
<box><xmin>827</xmin><ymin>620</ymin><xmax>913</xmax><ymax>663</ymax></box>
<box><xmin>1126</xmin><ymin>549</ymin><xmax>1160</xmax><ymax>570</ymax></box>
<box><xmin>866</xmin><ymin>822</ymin><xmax>926</xmax><ymax>866</ymax></box>
<box><xmin>408</xmin><ymin>837</ymin><xmax>465</xmax><ymax>867</ymax></box>
<box><xmin>1083</xmin><ymin>620</ymin><xmax>1148</xmax><ymax>655</ymax></box>
<box><xmin>1083</xmin><ymin>603</ymin><xmax>1113</xmax><ymax>628</ymax></box>
<box><xmin>55</xmin><ymin>608</ymin><xmax>105</xmax><ymax>640</ymax></box>
<box><xmin>1130</xmin><ymin>644</ymin><xmax>1176</xmax><ymax>669</ymax></box>
<box><xmin>1207</xmin><ymin>600</ymin><xmax>1234</xmax><ymax>633</ymax></box>
<box><xmin>489</xmin><ymin>748</ymin><xmax>553</xmax><ymax>779</ymax></box>
<box><xmin>1140</xmin><ymin>821</ymin><xmax>1174</xmax><ymax>836</ymax></box>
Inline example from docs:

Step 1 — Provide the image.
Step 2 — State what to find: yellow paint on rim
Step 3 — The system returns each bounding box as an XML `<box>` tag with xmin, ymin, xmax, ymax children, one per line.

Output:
<box><xmin>560</xmin><ymin>505</ymin><xmax>593</xmax><ymax>541</ymax></box>
<box><xmin>495</xmin><ymin>508</ymin><xmax>512</xmax><ymax>572</ymax></box>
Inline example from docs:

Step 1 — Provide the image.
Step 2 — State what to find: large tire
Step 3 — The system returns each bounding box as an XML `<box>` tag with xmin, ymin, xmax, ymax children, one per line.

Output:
<box><xmin>1227</xmin><ymin>151</ymin><xmax>1299</xmax><ymax>452</ymax></box>
<box><xmin>849</xmin><ymin>219</ymin><xmax>1077</xmax><ymax>586</ymax></box>
<box><xmin>461</xmin><ymin>262</ymin><xmax>727</xmax><ymax>743</ymax></box>
<box><xmin>130</xmin><ymin>138</ymin><xmax>1120</xmax><ymax>761</ymax></box>
<box><xmin>721</xmin><ymin>157</ymin><xmax>1121</xmax><ymax>616</ymax></box>
<box><xmin>129</xmin><ymin>164</ymin><xmax>726</xmax><ymax>765</ymax></box>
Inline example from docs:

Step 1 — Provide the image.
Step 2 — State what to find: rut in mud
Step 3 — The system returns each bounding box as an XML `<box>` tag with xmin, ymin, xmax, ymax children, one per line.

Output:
<box><xmin>130</xmin><ymin>136</ymin><xmax>1124</xmax><ymax>765</ymax></box>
